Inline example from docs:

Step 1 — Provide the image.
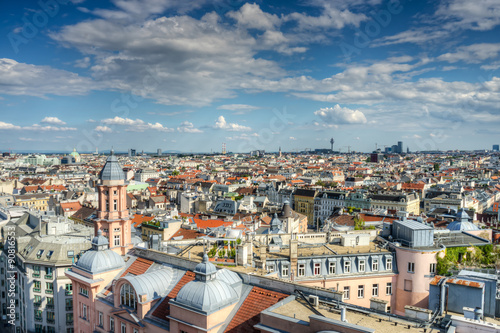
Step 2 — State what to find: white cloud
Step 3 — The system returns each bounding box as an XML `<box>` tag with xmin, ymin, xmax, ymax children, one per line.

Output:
<box><xmin>214</xmin><ymin>116</ymin><xmax>251</xmax><ymax>131</ymax></box>
<box><xmin>74</xmin><ymin>56</ymin><xmax>91</xmax><ymax>68</ymax></box>
<box><xmin>0</xmin><ymin>121</ymin><xmax>76</xmax><ymax>131</ymax></box>
<box><xmin>438</xmin><ymin>43</ymin><xmax>500</xmax><ymax>63</ymax></box>
<box><xmin>95</xmin><ymin>125</ymin><xmax>113</xmax><ymax>133</ymax></box>
<box><xmin>101</xmin><ymin>116</ymin><xmax>173</xmax><ymax>132</ymax></box>
<box><xmin>0</xmin><ymin>58</ymin><xmax>95</xmax><ymax>98</ymax></box>
<box><xmin>227</xmin><ymin>3</ymin><xmax>281</xmax><ymax>30</ymax></box>
<box><xmin>289</xmin><ymin>136</ymin><xmax>297</xmax><ymax>140</ymax></box>
<box><xmin>435</xmin><ymin>0</ymin><xmax>500</xmax><ymax>31</ymax></box>
<box><xmin>41</xmin><ymin>117</ymin><xmax>66</xmax><ymax>125</ymax></box>
<box><xmin>217</xmin><ymin>104</ymin><xmax>260</xmax><ymax>114</ymax></box>
<box><xmin>0</xmin><ymin>122</ymin><xmax>21</xmax><ymax>130</ymax></box>
<box><xmin>177</xmin><ymin>121</ymin><xmax>203</xmax><ymax>133</ymax></box>
<box><xmin>314</xmin><ymin>104</ymin><xmax>367</xmax><ymax>124</ymax></box>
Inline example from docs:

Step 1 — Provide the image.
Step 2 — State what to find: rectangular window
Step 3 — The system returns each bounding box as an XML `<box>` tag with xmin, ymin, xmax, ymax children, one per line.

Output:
<box><xmin>314</xmin><ymin>263</ymin><xmax>321</xmax><ymax>275</ymax></box>
<box><xmin>114</xmin><ymin>190</ymin><xmax>117</xmax><ymax>195</ymax></box>
<box><xmin>110</xmin><ymin>317</ymin><xmax>115</xmax><ymax>331</ymax></box>
<box><xmin>298</xmin><ymin>264</ymin><xmax>305</xmax><ymax>276</ymax></box>
<box><xmin>65</xmin><ymin>284</ymin><xmax>72</xmax><ymax>295</ymax></box>
<box><xmin>66</xmin><ymin>298</ymin><xmax>73</xmax><ymax>311</ymax></box>
<box><xmin>386</xmin><ymin>258</ymin><xmax>393</xmax><ymax>271</ymax></box>
<box><xmin>114</xmin><ymin>199</ymin><xmax>117</xmax><ymax>211</ymax></box>
<box><xmin>343</xmin><ymin>286</ymin><xmax>350</xmax><ymax>300</ymax></box>
<box><xmin>106</xmin><ymin>200</ymin><xmax>109</xmax><ymax>211</ymax></box>
<box><xmin>114</xmin><ymin>235</ymin><xmax>120</xmax><ymax>246</ymax></box>
<box><xmin>34</xmin><ymin>310</ymin><xmax>42</xmax><ymax>321</ymax></box>
<box><xmin>430</xmin><ymin>263</ymin><xmax>436</xmax><ymax>274</ymax></box>
<box><xmin>408</xmin><ymin>262</ymin><xmax>415</xmax><ymax>273</ymax></box>
<box><xmin>359</xmin><ymin>260</ymin><xmax>365</xmax><ymax>273</ymax></box>
<box><xmin>98</xmin><ymin>312</ymin><xmax>103</xmax><ymax>327</ymax></box>
<box><xmin>267</xmin><ymin>264</ymin><xmax>275</xmax><ymax>273</ymax></box>
<box><xmin>358</xmin><ymin>285</ymin><xmax>364</xmax><ymax>298</ymax></box>
<box><xmin>282</xmin><ymin>265</ymin><xmax>289</xmax><ymax>277</ymax></box>
<box><xmin>344</xmin><ymin>261</ymin><xmax>351</xmax><ymax>273</ymax></box>
<box><xmin>65</xmin><ymin>313</ymin><xmax>73</xmax><ymax>324</ymax></box>
<box><xmin>134</xmin><ymin>329</ymin><xmax>139</xmax><ymax>333</ymax></box>
<box><xmin>47</xmin><ymin>297</ymin><xmax>54</xmax><ymax>308</ymax></box>
<box><xmin>80</xmin><ymin>287</ymin><xmax>88</xmax><ymax>297</ymax></box>
<box><xmin>34</xmin><ymin>295</ymin><xmax>42</xmax><ymax>305</ymax></box>
<box><xmin>386</xmin><ymin>282</ymin><xmax>392</xmax><ymax>295</ymax></box>
<box><xmin>329</xmin><ymin>262</ymin><xmax>336</xmax><ymax>274</ymax></box>
<box><xmin>33</xmin><ymin>280</ymin><xmax>41</xmax><ymax>292</ymax></box>
<box><xmin>372</xmin><ymin>284</ymin><xmax>379</xmax><ymax>297</ymax></box>
<box><xmin>372</xmin><ymin>259</ymin><xmax>379</xmax><ymax>271</ymax></box>
<box><xmin>33</xmin><ymin>265</ymin><xmax>40</xmax><ymax>277</ymax></box>
<box><xmin>47</xmin><ymin>311</ymin><xmax>55</xmax><ymax>323</ymax></box>
<box><xmin>404</xmin><ymin>279</ymin><xmax>413</xmax><ymax>292</ymax></box>
<box><xmin>81</xmin><ymin>303</ymin><xmax>87</xmax><ymax>320</ymax></box>
<box><xmin>46</xmin><ymin>282</ymin><xmax>53</xmax><ymax>294</ymax></box>
<box><xmin>121</xmin><ymin>322</ymin><xmax>127</xmax><ymax>333</ymax></box>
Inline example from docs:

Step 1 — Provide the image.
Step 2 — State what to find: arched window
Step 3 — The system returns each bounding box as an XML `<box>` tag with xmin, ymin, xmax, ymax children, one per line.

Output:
<box><xmin>120</xmin><ymin>283</ymin><xmax>137</xmax><ymax>310</ymax></box>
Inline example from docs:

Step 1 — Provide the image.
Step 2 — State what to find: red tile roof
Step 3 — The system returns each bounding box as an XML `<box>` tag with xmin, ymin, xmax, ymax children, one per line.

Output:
<box><xmin>151</xmin><ymin>271</ymin><xmax>196</xmax><ymax>320</ymax></box>
<box><xmin>60</xmin><ymin>201</ymin><xmax>82</xmax><ymax>212</ymax></box>
<box><xmin>225</xmin><ymin>286</ymin><xmax>288</xmax><ymax>333</ymax></box>
<box><xmin>131</xmin><ymin>214</ymin><xmax>155</xmax><ymax>228</ymax></box>
<box><xmin>168</xmin><ymin>228</ymin><xmax>206</xmax><ymax>240</ymax></box>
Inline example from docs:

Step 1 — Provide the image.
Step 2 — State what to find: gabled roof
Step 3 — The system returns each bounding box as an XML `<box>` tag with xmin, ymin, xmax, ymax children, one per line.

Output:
<box><xmin>224</xmin><ymin>286</ymin><xmax>288</xmax><ymax>333</ymax></box>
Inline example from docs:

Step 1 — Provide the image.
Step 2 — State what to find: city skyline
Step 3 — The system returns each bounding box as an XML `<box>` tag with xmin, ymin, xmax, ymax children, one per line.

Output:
<box><xmin>1</xmin><ymin>0</ymin><xmax>500</xmax><ymax>152</ymax></box>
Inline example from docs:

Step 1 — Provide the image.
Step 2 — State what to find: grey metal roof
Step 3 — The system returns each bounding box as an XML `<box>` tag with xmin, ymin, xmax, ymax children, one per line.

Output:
<box><xmin>174</xmin><ymin>279</ymin><xmax>238</xmax><ymax>313</ymax></box>
<box><xmin>194</xmin><ymin>254</ymin><xmax>217</xmax><ymax>278</ymax></box>
<box><xmin>75</xmin><ymin>242</ymin><xmax>125</xmax><ymax>274</ymax></box>
<box><xmin>447</xmin><ymin>221</ymin><xmax>479</xmax><ymax>231</ymax></box>
<box><xmin>121</xmin><ymin>268</ymin><xmax>173</xmax><ymax>303</ymax></box>
<box><xmin>395</xmin><ymin>219</ymin><xmax>433</xmax><ymax>230</ymax></box>
<box><xmin>99</xmin><ymin>151</ymin><xmax>125</xmax><ymax>181</ymax></box>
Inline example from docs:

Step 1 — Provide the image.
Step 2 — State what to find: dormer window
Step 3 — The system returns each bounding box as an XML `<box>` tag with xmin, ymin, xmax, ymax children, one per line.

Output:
<box><xmin>120</xmin><ymin>283</ymin><xmax>137</xmax><ymax>310</ymax></box>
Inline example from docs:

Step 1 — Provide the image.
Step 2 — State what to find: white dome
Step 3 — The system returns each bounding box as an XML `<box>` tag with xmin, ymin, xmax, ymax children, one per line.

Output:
<box><xmin>75</xmin><ymin>249</ymin><xmax>125</xmax><ymax>274</ymax></box>
<box><xmin>175</xmin><ymin>279</ymin><xmax>238</xmax><ymax>313</ymax></box>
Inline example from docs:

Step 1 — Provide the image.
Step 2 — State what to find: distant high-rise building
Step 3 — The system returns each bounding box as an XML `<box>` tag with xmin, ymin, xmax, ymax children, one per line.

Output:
<box><xmin>370</xmin><ymin>153</ymin><xmax>383</xmax><ymax>163</ymax></box>
<box><xmin>157</xmin><ymin>148</ymin><xmax>162</xmax><ymax>156</ymax></box>
<box><xmin>407</xmin><ymin>147</ymin><xmax>410</xmax><ymax>154</ymax></box>
<box><xmin>128</xmin><ymin>149</ymin><xmax>136</xmax><ymax>157</ymax></box>
<box><xmin>398</xmin><ymin>141</ymin><xmax>403</xmax><ymax>154</ymax></box>
<box><xmin>493</xmin><ymin>145</ymin><xmax>499</xmax><ymax>151</ymax></box>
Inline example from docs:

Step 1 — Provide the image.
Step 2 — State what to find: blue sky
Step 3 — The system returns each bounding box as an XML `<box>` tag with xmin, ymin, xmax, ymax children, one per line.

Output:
<box><xmin>1</xmin><ymin>0</ymin><xmax>500</xmax><ymax>153</ymax></box>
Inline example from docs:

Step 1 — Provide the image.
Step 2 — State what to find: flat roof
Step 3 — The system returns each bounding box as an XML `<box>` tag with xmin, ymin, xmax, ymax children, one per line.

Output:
<box><xmin>271</xmin><ymin>299</ymin><xmax>426</xmax><ymax>333</ymax></box>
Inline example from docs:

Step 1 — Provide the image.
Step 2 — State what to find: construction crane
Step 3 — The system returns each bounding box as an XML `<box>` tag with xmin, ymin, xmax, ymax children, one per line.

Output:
<box><xmin>343</xmin><ymin>145</ymin><xmax>351</xmax><ymax>154</ymax></box>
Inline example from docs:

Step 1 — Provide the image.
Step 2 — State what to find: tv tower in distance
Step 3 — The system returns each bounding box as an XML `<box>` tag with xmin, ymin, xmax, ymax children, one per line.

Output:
<box><xmin>330</xmin><ymin>138</ymin><xmax>335</xmax><ymax>152</ymax></box>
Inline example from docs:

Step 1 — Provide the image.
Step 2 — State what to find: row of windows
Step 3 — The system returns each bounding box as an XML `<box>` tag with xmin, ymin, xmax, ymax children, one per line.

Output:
<box><xmin>407</xmin><ymin>262</ymin><xmax>436</xmax><ymax>274</ymax></box>
<box><xmin>343</xmin><ymin>283</ymin><xmax>392</xmax><ymax>299</ymax></box>
<box><xmin>96</xmin><ymin>310</ymin><xmax>139</xmax><ymax>333</ymax></box>
<box><xmin>271</xmin><ymin>258</ymin><xmax>393</xmax><ymax>277</ymax></box>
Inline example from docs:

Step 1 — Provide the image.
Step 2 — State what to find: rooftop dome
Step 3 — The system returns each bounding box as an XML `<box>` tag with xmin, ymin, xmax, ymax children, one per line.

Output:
<box><xmin>121</xmin><ymin>268</ymin><xmax>173</xmax><ymax>303</ymax></box>
<box><xmin>174</xmin><ymin>279</ymin><xmax>238</xmax><ymax>314</ymax></box>
<box><xmin>447</xmin><ymin>221</ymin><xmax>479</xmax><ymax>231</ymax></box>
<box><xmin>75</xmin><ymin>230</ymin><xmax>125</xmax><ymax>274</ymax></box>
<box><xmin>173</xmin><ymin>254</ymin><xmax>239</xmax><ymax>314</ymax></box>
<box><xmin>194</xmin><ymin>254</ymin><xmax>217</xmax><ymax>280</ymax></box>
<box><xmin>263</xmin><ymin>213</ymin><xmax>285</xmax><ymax>234</ymax></box>
<box><xmin>282</xmin><ymin>201</ymin><xmax>292</xmax><ymax>218</ymax></box>
<box><xmin>99</xmin><ymin>150</ymin><xmax>125</xmax><ymax>181</ymax></box>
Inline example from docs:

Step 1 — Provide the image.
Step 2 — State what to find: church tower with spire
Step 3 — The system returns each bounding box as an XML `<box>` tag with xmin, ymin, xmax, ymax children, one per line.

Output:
<box><xmin>94</xmin><ymin>150</ymin><xmax>132</xmax><ymax>255</ymax></box>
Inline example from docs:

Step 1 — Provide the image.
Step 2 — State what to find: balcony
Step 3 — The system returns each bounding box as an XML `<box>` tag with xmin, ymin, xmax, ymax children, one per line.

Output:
<box><xmin>34</xmin><ymin>317</ymin><xmax>42</xmax><ymax>322</ymax></box>
<box><xmin>45</xmin><ymin>290</ymin><xmax>53</xmax><ymax>294</ymax></box>
<box><xmin>45</xmin><ymin>274</ymin><xmax>53</xmax><ymax>279</ymax></box>
<box><xmin>47</xmin><ymin>304</ymin><xmax>54</xmax><ymax>309</ymax></box>
<box><xmin>65</xmin><ymin>290</ymin><xmax>73</xmax><ymax>296</ymax></box>
<box><xmin>47</xmin><ymin>319</ymin><xmax>55</xmax><ymax>324</ymax></box>
<box><xmin>33</xmin><ymin>288</ymin><xmax>41</xmax><ymax>293</ymax></box>
<box><xmin>32</xmin><ymin>273</ymin><xmax>40</xmax><ymax>278</ymax></box>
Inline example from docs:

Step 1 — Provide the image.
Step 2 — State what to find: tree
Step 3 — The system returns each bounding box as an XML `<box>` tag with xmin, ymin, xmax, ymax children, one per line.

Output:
<box><xmin>433</xmin><ymin>163</ymin><xmax>440</xmax><ymax>171</ymax></box>
<box><xmin>354</xmin><ymin>216</ymin><xmax>365</xmax><ymax>230</ymax></box>
<box><xmin>171</xmin><ymin>170</ymin><xmax>180</xmax><ymax>176</ymax></box>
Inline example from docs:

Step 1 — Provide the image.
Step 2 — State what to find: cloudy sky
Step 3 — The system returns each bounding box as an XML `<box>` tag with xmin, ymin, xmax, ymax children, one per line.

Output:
<box><xmin>1</xmin><ymin>0</ymin><xmax>499</xmax><ymax>153</ymax></box>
